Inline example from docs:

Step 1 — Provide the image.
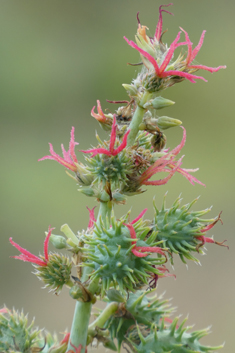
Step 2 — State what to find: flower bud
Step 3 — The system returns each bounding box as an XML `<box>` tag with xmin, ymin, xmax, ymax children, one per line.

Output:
<box><xmin>144</xmin><ymin>96</ymin><xmax>175</xmax><ymax>110</ymax></box>
<box><xmin>49</xmin><ymin>233</ymin><xmax>67</xmax><ymax>249</ymax></box>
<box><xmin>60</xmin><ymin>224</ymin><xmax>79</xmax><ymax>245</ymax></box>
<box><xmin>157</xmin><ymin>116</ymin><xmax>182</xmax><ymax>130</ymax></box>
<box><xmin>69</xmin><ymin>283</ymin><xmax>84</xmax><ymax>300</ymax></box>
<box><xmin>78</xmin><ymin>187</ymin><xmax>95</xmax><ymax>197</ymax></box>
<box><xmin>76</xmin><ymin>163</ymin><xmax>94</xmax><ymax>186</ymax></box>
<box><xmin>122</xmin><ymin>83</ymin><xmax>138</xmax><ymax>97</ymax></box>
<box><xmin>112</xmin><ymin>192</ymin><xmax>127</xmax><ymax>203</ymax></box>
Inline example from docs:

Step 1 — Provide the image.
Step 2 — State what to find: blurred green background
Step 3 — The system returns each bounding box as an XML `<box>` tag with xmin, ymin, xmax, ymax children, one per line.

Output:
<box><xmin>0</xmin><ymin>0</ymin><xmax>234</xmax><ymax>352</ymax></box>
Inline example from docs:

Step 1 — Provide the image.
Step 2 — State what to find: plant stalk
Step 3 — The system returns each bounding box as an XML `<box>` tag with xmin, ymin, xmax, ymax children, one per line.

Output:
<box><xmin>88</xmin><ymin>302</ymin><xmax>119</xmax><ymax>337</ymax></box>
<box><xmin>127</xmin><ymin>90</ymin><xmax>152</xmax><ymax>147</ymax></box>
<box><xmin>66</xmin><ymin>201</ymin><xmax>112</xmax><ymax>352</ymax></box>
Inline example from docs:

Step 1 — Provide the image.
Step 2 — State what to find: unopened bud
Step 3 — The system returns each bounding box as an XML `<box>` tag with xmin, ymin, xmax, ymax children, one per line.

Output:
<box><xmin>69</xmin><ymin>284</ymin><xmax>84</xmax><ymax>300</ymax></box>
<box><xmin>157</xmin><ymin>116</ymin><xmax>182</xmax><ymax>130</ymax></box>
<box><xmin>112</xmin><ymin>192</ymin><xmax>127</xmax><ymax>203</ymax></box>
<box><xmin>122</xmin><ymin>83</ymin><xmax>138</xmax><ymax>97</ymax></box>
<box><xmin>76</xmin><ymin>163</ymin><xmax>94</xmax><ymax>186</ymax></box>
<box><xmin>60</xmin><ymin>224</ymin><xmax>79</xmax><ymax>245</ymax></box>
<box><xmin>49</xmin><ymin>234</ymin><xmax>67</xmax><ymax>249</ymax></box>
<box><xmin>148</xmin><ymin>96</ymin><xmax>175</xmax><ymax>109</ymax></box>
<box><xmin>78</xmin><ymin>187</ymin><xmax>95</xmax><ymax>197</ymax></box>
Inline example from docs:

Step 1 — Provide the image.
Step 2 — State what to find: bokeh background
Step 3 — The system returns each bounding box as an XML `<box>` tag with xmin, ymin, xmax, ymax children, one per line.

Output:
<box><xmin>0</xmin><ymin>0</ymin><xmax>234</xmax><ymax>352</ymax></box>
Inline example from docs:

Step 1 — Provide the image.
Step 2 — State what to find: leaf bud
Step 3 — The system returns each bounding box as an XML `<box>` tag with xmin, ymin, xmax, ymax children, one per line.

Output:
<box><xmin>157</xmin><ymin>116</ymin><xmax>182</xmax><ymax>130</ymax></box>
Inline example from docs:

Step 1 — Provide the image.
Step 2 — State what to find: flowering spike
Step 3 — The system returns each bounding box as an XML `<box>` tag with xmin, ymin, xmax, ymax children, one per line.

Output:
<box><xmin>38</xmin><ymin>127</ymin><xmax>79</xmax><ymax>172</ymax></box>
<box><xmin>124</xmin><ymin>36</ymin><xmax>208</xmax><ymax>83</ymax></box>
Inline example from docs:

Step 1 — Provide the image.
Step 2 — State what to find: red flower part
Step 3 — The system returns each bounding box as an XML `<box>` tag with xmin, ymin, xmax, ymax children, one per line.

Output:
<box><xmin>67</xmin><ymin>343</ymin><xmax>84</xmax><ymax>353</ymax></box>
<box><xmin>124</xmin><ymin>35</ymin><xmax>207</xmax><ymax>83</ymax></box>
<box><xmin>174</xmin><ymin>167</ymin><xmax>206</xmax><ymax>186</ymax></box>
<box><xmin>87</xmin><ymin>206</ymin><xmax>96</xmax><ymax>229</ymax></box>
<box><xmin>139</xmin><ymin>127</ymin><xmax>204</xmax><ymax>187</ymax></box>
<box><xmin>9</xmin><ymin>226</ymin><xmax>54</xmax><ymax>266</ymax></box>
<box><xmin>91</xmin><ymin>100</ymin><xmax>109</xmax><ymax>124</ymax></box>
<box><xmin>60</xmin><ymin>333</ymin><xmax>70</xmax><ymax>345</ymax></box>
<box><xmin>181</xmin><ymin>27</ymin><xmax>226</xmax><ymax>73</ymax></box>
<box><xmin>155</xmin><ymin>265</ymin><xmax>176</xmax><ymax>279</ymax></box>
<box><xmin>131</xmin><ymin>208</ymin><xmax>148</xmax><ymax>224</ymax></box>
<box><xmin>0</xmin><ymin>308</ymin><xmax>8</xmax><ymax>314</ymax></box>
<box><xmin>140</xmin><ymin>157</ymin><xmax>181</xmax><ymax>186</ymax></box>
<box><xmin>196</xmin><ymin>212</ymin><xmax>228</xmax><ymax>249</ymax></box>
<box><xmin>38</xmin><ymin>127</ymin><xmax>79</xmax><ymax>172</ymax></box>
<box><xmin>124</xmin><ymin>223</ymin><xmax>166</xmax><ymax>258</ymax></box>
<box><xmin>81</xmin><ymin>117</ymin><xmax>130</xmax><ymax>157</ymax></box>
<box><xmin>155</xmin><ymin>3</ymin><xmax>174</xmax><ymax>42</ymax></box>
<box><xmin>149</xmin><ymin>265</ymin><xmax>175</xmax><ymax>288</ymax></box>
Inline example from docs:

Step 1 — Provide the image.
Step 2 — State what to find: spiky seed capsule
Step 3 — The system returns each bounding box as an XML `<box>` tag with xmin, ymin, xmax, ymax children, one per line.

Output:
<box><xmin>104</xmin><ymin>290</ymin><xmax>172</xmax><ymax>350</ymax></box>
<box><xmin>34</xmin><ymin>254</ymin><xmax>72</xmax><ymax>293</ymax></box>
<box><xmin>85</xmin><ymin>152</ymin><xmax>132</xmax><ymax>187</ymax></box>
<box><xmin>0</xmin><ymin>309</ymin><xmax>40</xmax><ymax>352</ymax></box>
<box><xmin>127</xmin><ymin>317</ymin><xmax>223</xmax><ymax>353</ymax></box>
<box><xmin>153</xmin><ymin>196</ymin><xmax>220</xmax><ymax>264</ymax></box>
<box><xmin>83</xmin><ymin>218</ymin><xmax>166</xmax><ymax>295</ymax></box>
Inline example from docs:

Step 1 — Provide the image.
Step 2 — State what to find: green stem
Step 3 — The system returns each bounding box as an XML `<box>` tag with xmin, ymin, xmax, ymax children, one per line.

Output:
<box><xmin>66</xmin><ymin>201</ymin><xmax>113</xmax><ymax>352</ymax></box>
<box><xmin>127</xmin><ymin>90</ymin><xmax>152</xmax><ymax>147</ymax></box>
<box><xmin>87</xmin><ymin>302</ymin><xmax>119</xmax><ymax>337</ymax></box>
<box><xmin>97</xmin><ymin>198</ymin><xmax>113</xmax><ymax>228</ymax></box>
<box><xmin>67</xmin><ymin>301</ymin><xmax>92</xmax><ymax>353</ymax></box>
<box><xmin>66</xmin><ymin>276</ymin><xmax>99</xmax><ymax>353</ymax></box>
